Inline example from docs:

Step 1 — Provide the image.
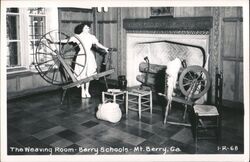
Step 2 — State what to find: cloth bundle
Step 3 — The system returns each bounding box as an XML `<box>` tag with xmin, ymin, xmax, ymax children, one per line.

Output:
<box><xmin>96</xmin><ymin>102</ymin><xmax>122</xmax><ymax>123</ymax></box>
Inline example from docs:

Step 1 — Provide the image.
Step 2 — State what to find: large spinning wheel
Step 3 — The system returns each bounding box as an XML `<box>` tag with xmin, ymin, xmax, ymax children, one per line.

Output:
<box><xmin>34</xmin><ymin>30</ymin><xmax>115</xmax><ymax>104</ymax></box>
<box><xmin>178</xmin><ymin>65</ymin><xmax>211</xmax><ymax>99</ymax></box>
<box><xmin>34</xmin><ymin>30</ymin><xmax>86</xmax><ymax>85</ymax></box>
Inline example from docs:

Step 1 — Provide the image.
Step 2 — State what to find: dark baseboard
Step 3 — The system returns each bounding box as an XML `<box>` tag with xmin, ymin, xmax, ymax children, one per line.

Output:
<box><xmin>7</xmin><ymin>85</ymin><xmax>61</xmax><ymax>101</ymax></box>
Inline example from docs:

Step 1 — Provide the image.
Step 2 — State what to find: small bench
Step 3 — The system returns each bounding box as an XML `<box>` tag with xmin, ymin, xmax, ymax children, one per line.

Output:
<box><xmin>102</xmin><ymin>89</ymin><xmax>126</xmax><ymax>106</ymax></box>
<box><xmin>126</xmin><ymin>89</ymin><xmax>152</xmax><ymax>120</ymax></box>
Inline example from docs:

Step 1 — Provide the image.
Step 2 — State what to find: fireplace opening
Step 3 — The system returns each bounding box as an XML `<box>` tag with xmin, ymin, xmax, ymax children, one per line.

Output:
<box><xmin>126</xmin><ymin>33</ymin><xmax>210</xmax><ymax>87</ymax></box>
<box><xmin>123</xmin><ymin>16</ymin><xmax>213</xmax><ymax>87</ymax></box>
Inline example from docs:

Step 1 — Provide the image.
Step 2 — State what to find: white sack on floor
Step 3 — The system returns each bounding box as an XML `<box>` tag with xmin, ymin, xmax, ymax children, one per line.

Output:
<box><xmin>166</xmin><ymin>58</ymin><xmax>182</xmax><ymax>101</ymax></box>
<box><xmin>96</xmin><ymin>102</ymin><xmax>122</xmax><ymax>123</ymax></box>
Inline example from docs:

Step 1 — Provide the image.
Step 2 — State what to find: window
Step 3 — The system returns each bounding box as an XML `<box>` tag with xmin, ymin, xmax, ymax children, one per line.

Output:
<box><xmin>28</xmin><ymin>8</ymin><xmax>46</xmax><ymax>66</ymax></box>
<box><xmin>6</xmin><ymin>8</ymin><xmax>20</xmax><ymax>67</ymax></box>
<box><xmin>5</xmin><ymin>7</ymin><xmax>58</xmax><ymax>72</ymax></box>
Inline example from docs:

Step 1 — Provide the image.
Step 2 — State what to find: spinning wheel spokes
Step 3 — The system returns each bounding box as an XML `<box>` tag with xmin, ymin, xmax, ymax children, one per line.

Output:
<box><xmin>179</xmin><ymin>65</ymin><xmax>211</xmax><ymax>99</ymax></box>
<box><xmin>34</xmin><ymin>30</ymin><xmax>87</xmax><ymax>85</ymax></box>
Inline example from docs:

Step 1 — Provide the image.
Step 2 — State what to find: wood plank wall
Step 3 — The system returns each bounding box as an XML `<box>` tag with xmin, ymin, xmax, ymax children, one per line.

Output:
<box><xmin>58</xmin><ymin>7</ymin><xmax>244</xmax><ymax>106</ymax></box>
<box><xmin>9</xmin><ymin>7</ymin><xmax>239</xmax><ymax>107</ymax></box>
<box><xmin>58</xmin><ymin>7</ymin><xmax>151</xmax><ymax>81</ymax></box>
<box><xmin>220</xmin><ymin>7</ymin><xmax>243</xmax><ymax>106</ymax></box>
<box><xmin>95</xmin><ymin>8</ymin><xmax>119</xmax><ymax>80</ymax></box>
<box><xmin>173</xmin><ymin>7</ymin><xmax>243</xmax><ymax>107</ymax></box>
<box><xmin>96</xmin><ymin>7</ymin><xmax>151</xmax><ymax>80</ymax></box>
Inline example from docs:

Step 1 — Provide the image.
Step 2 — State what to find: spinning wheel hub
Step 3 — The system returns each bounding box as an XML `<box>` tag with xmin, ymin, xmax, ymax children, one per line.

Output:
<box><xmin>178</xmin><ymin>65</ymin><xmax>211</xmax><ymax>99</ymax></box>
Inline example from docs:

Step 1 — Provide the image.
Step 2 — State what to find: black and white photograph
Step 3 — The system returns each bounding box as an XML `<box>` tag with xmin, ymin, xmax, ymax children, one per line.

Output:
<box><xmin>1</xmin><ymin>0</ymin><xmax>249</xmax><ymax>162</ymax></box>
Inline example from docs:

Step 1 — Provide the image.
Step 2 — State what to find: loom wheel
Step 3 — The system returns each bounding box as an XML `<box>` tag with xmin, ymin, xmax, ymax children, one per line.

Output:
<box><xmin>34</xmin><ymin>30</ymin><xmax>86</xmax><ymax>85</ymax></box>
<box><xmin>178</xmin><ymin>65</ymin><xmax>211</xmax><ymax>99</ymax></box>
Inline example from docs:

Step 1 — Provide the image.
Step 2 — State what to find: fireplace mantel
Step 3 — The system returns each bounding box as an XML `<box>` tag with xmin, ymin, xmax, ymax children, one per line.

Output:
<box><xmin>123</xmin><ymin>16</ymin><xmax>213</xmax><ymax>32</ymax></box>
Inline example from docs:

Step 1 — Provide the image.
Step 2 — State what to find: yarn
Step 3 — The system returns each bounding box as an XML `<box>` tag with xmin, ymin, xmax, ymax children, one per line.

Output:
<box><xmin>165</xmin><ymin>58</ymin><xmax>182</xmax><ymax>101</ymax></box>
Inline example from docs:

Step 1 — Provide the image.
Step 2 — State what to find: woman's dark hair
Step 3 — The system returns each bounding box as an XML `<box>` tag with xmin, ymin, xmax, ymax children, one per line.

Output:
<box><xmin>74</xmin><ymin>22</ymin><xmax>91</xmax><ymax>34</ymax></box>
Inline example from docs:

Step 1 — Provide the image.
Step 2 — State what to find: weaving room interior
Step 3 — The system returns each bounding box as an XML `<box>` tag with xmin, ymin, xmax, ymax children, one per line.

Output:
<box><xmin>3</xmin><ymin>4</ymin><xmax>247</xmax><ymax>159</ymax></box>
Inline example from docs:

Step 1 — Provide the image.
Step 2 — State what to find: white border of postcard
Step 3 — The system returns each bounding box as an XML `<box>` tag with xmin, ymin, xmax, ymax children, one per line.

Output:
<box><xmin>1</xmin><ymin>0</ymin><xmax>249</xmax><ymax>162</ymax></box>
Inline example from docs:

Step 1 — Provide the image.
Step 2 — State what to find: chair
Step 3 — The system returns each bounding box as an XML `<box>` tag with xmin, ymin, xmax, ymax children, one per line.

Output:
<box><xmin>193</xmin><ymin>72</ymin><xmax>223</xmax><ymax>144</ymax></box>
<box><xmin>126</xmin><ymin>89</ymin><xmax>153</xmax><ymax>120</ymax></box>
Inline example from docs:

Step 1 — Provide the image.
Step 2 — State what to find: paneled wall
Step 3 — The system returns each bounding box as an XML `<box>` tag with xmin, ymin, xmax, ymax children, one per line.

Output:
<box><xmin>58</xmin><ymin>7</ymin><xmax>151</xmax><ymax>80</ymax></box>
<box><xmin>174</xmin><ymin>7</ymin><xmax>212</xmax><ymax>17</ymax></box>
<box><xmin>96</xmin><ymin>7</ymin><xmax>151</xmax><ymax>79</ymax></box>
<box><xmin>31</xmin><ymin>7</ymin><xmax>246</xmax><ymax>106</ymax></box>
<box><xmin>58</xmin><ymin>8</ymin><xmax>121</xmax><ymax>80</ymax></box>
<box><xmin>220</xmin><ymin>8</ymin><xmax>243</xmax><ymax>104</ymax></box>
<box><xmin>119</xmin><ymin>8</ymin><xmax>151</xmax><ymax>76</ymax></box>
<box><xmin>162</xmin><ymin>7</ymin><xmax>243</xmax><ymax>106</ymax></box>
<box><xmin>168</xmin><ymin>7</ymin><xmax>243</xmax><ymax>107</ymax></box>
<box><xmin>59</xmin><ymin>8</ymin><xmax>93</xmax><ymax>35</ymax></box>
<box><xmin>8</xmin><ymin>7</ymin><xmax>243</xmax><ymax>107</ymax></box>
<box><xmin>95</xmin><ymin>8</ymin><xmax>119</xmax><ymax>79</ymax></box>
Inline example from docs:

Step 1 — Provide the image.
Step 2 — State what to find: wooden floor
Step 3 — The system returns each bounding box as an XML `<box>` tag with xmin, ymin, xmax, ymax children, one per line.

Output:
<box><xmin>7</xmin><ymin>80</ymin><xmax>244</xmax><ymax>155</ymax></box>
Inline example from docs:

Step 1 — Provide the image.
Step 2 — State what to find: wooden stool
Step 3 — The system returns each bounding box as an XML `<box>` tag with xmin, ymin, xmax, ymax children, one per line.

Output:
<box><xmin>126</xmin><ymin>89</ymin><xmax>152</xmax><ymax>119</ymax></box>
<box><xmin>102</xmin><ymin>90</ymin><xmax>126</xmax><ymax>106</ymax></box>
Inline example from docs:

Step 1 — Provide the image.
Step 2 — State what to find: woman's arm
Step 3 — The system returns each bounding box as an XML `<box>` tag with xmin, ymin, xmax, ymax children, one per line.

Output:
<box><xmin>91</xmin><ymin>35</ymin><xmax>109</xmax><ymax>53</ymax></box>
<box><xmin>95</xmin><ymin>42</ymin><xmax>109</xmax><ymax>53</ymax></box>
<box><xmin>60</xmin><ymin>36</ymin><xmax>75</xmax><ymax>43</ymax></box>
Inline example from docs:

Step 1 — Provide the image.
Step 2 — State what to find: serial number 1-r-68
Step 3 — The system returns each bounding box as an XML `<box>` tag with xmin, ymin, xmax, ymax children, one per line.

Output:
<box><xmin>217</xmin><ymin>145</ymin><xmax>239</xmax><ymax>151</ymax></box>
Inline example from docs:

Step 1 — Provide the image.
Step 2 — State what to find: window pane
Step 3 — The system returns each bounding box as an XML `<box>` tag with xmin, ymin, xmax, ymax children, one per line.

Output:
<box><xmin>29</xmin><ymin>40</ymin><xmax>41</xmax><ymax>56</ymax></box>
<box><xmin>28</xmin><ymin>8</ymin><xmax>47</xmax><ymax>68</ymax></box>
<box><xmin>28</xmin><ymin>8</ymin><xmax>45</xmax><ymax>14</ymax></box>
<box><xmin>35</xmin><ymin>41</ymin><xmax>55</xmax><ymax>67</ymax></box>
<box><xmin>29</xmin><ymin>16</ymin><xmax>45</xmax><ymax>40</ymax></box>
<box><xmin>29</xmin><ymin>41</ymin><xmax>39</xmax><ymax>65</ymax></box>
<box><xmin>7</xmin><ymin>8</ymin><xmax>19</xmax><ymax>13</ymax></box>
<box><xmin>7</xmin><ymin>42</ymin><xmax>20</xmax><ymax>67</ymax></box>
<box><xmin>29</xmin><ymin>15</ymin><xmax>46</xmax><ymax>66</ymax></box>
<box><xmin>7</xmin><ymin>15</ymin><xmax>20</xmax><ymax>40</ymax></box>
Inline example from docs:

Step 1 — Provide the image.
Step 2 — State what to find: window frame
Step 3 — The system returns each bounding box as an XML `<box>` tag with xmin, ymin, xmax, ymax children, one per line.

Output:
<box><xmin>28</xmin><ymin>10</ymin><xmax>47</xmax><ymax>69</ymax></box>
<box><xmin>6</xmin><ymin>9</ymin><xmax>21</xmax><ymax>67</ymax></box>
<box><xmin>5</xmin><ymin>7</ymin><xmax>58</xmax><ymax>74</ymax></box>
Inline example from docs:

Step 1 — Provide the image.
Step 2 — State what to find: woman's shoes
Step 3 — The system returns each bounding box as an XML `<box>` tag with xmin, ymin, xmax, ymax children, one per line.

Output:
<box><xmin>81</xmin><ymin>90</ymin><xmax>87</xmax><ymax>99</ymax></box>
<box><xmin>81</xmin><ymin>93</ymin><xmax>87</xmax><ymax>99</ymax></box>
<box><xmin>85</xmin><ymin>91</ymin><xmax>91</xmax><ymax>98</ymax></box>
<box><xmin>82</xmin><ymin>90</ymin><xmax>91</xmax><ymax>98</ymax></box>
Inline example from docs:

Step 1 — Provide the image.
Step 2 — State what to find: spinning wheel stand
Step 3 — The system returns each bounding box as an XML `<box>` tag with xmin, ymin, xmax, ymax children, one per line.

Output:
<box><xmin>160</xmin><ymin>65</ymin><xmax>211</xmax><ymax>126</ymax></box>
<box><xmin>138</xmin><ymin>39</ymin><xmax>211</xmax><ymax>126</ymax></box>
<box><xmin>33</xmin><ymin>30</ymin><xmax>115</xmax><ymax>104</ymax></box>
<box><xmin>61</xmin><ymin>69</ymin><xmax>114</xmax><ymax>104</ymax></box>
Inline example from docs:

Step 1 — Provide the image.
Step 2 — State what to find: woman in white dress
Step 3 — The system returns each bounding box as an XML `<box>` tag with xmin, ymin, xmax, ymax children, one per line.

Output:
<box><xmin>69</xmin><ymin>23</ymin><xmax>109</xmax><ymax>98</ymax></box>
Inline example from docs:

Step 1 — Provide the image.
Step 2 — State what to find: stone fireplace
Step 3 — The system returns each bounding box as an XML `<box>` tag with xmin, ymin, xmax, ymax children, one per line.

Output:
<box><xmin>123</xmin><ymin>17</ymin><xmax>213</xmax><ymax>87</ymax></box>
